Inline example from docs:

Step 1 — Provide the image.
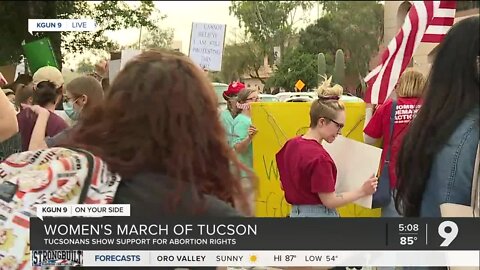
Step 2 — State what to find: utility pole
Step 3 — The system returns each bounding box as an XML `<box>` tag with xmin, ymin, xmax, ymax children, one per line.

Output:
<box><xmin>138</xmin><ymin>26</ymin><xmax>142</xmax><ymax>50</ymax></box>
<box><xmin>317</xmin><ymin>1</ymin><xmax>320</xmax><ymax>20</ymax></box>
<box><xmin>233</xmin><ymin>27</ymin><xmax>238</xmax><ymax>44</ymax></box>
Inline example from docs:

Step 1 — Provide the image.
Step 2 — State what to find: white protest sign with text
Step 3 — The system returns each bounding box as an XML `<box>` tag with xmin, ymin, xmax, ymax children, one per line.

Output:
<box><xmin>188</xmin><ymin>22</ymin><xmax>226</xmax><ymax>72</ymax></box>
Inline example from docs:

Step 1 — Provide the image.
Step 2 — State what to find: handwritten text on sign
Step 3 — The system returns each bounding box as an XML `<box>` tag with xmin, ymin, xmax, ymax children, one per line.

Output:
<box><xmin>188</xmin><ymin>23</ymin><xmax>226</xmax><ymax>72</ymax></box>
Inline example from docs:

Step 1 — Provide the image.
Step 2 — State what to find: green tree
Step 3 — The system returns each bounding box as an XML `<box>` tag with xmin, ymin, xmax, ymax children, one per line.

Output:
<box><xmin>220</xmin><ymin>41</ymin><xmax>265</xmax><ymax>84</ymax></box>
<box><xmin>76</xmin><ymin>58</ymin><xmax>95</xmax><ymax>74</ymax></box>
<box><xmin>137</xmin><ymin>13</ymin><xmax>174</xmax><ymax>50</ymax></box>
<box><xmin>299</xmin><ymin>1</ymin><xmax>383</xmax><ymax>85</ymax></box>
<box><xmin>207</xmin><ymin>72</ymin><xmax>225</xmax><ymax>84</ymax></box>
<box><xmin>299</xmin><ymin>16</ymin><xmax>340</xmax><ymax>57</ymax></box>
<box><xmin>140</xmin><ymin>27</ymin><xmax>174</xmax><ymax>50</ymax></box>
<box><xmin>267</xmin><ymin>48</ymin><xmax>317</xmax><ymax>91</ymax></box>
<box><xmin>229</xmin><ymin>1</ymin><xmax>313</xmax><ymax>67</ymax></box>
<box><xmin>0</xmin><ymin>1</ymin><xmax>162</xmax><ymax>68</ymax></box>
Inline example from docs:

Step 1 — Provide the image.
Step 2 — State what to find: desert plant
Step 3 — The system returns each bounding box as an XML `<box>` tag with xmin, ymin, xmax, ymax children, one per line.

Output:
<box><xmin>333</xmin><ymin>49</ymin><xmax>345</xmax><ymax>86</ymax></box>
<box><xmin>317</xmin><ymin>49</ymin><xmax>345</xmax><ymax>88</ymax></box>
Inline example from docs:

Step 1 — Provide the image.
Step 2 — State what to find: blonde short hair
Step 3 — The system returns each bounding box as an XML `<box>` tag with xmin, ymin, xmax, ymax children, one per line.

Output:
<box><xmin>310</xmin><ymin>76</ymin><xmax>345</xmax><ymax>128</ymax></box>
<box><xmin>396</xmin><ymin>68</ymin><xmax>426</xmax><ymax>98</ymax></box>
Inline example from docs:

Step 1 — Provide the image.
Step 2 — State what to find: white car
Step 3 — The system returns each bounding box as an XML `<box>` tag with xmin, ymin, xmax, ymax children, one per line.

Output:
<box><xmin>275</xmin><ymin>92</ymin><xmax>317</xmax><ymax>102</ymax></box>
<box><xmin>258</xmin><ymin>94</ymin><xmax>280</xmax><ymax>102</ymax></box>
<box><xmin>276</xmin><ymin>92</ymin><xmax>364</xmax><ymax>103</ymax></box>
<box><xmin>212</xmin><ymin>82</ymin><xmax>229</xmax><ymax>111</ymax></box>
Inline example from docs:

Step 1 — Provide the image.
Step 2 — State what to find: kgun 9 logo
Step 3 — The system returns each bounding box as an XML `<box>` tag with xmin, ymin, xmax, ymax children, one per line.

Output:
<box><xmin>438</xmin><ymin>221</ymin><xmax>458</xmax><ymax>247</ymax></box>
<box><xmin>36</xmin><ymin>22</ymin><xmax>62</xmax><ymax>28</ymax></box>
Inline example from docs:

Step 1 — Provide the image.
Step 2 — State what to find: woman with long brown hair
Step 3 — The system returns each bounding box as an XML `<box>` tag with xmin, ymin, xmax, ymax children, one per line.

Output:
<box><xmin>64</xmin><ymin>49</ymin><xmax>251</xmax><ymax>216</ymax></box>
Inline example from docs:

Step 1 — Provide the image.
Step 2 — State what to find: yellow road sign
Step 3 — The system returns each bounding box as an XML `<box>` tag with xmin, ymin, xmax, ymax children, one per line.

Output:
<box><xmin>295</xmin><ymin>80</ymin><xmax>305</xmax><ymax>91</ymax></box>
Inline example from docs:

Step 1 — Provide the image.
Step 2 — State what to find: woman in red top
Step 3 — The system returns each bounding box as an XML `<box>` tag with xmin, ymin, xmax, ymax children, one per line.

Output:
<box><xmin>363</xmin><ymin>68</ymin><xmax>426</xmax><ymax>217</ymax></box>
<box><xmin>276</xmin><ymin>78</ymin><xmax>378</xmax><ymax>217</ymax></box>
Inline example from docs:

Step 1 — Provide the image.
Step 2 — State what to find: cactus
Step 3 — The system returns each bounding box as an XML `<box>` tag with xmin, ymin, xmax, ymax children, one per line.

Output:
<box><xmin>317</xmin><ymin>53</ymin><xmax>326</xmax><ymax>84</ymax></box>
<box><xmin>333</xmin><ymin>49</ymin><xmax>345</xmax><ymax>86</ymax></box>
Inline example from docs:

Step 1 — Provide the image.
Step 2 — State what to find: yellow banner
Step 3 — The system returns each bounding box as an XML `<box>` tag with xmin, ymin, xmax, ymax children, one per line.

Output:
<box><xmin>250</xmin><ymin>99</ymin><xmax>381</xmax><ymax>218</ymax></box>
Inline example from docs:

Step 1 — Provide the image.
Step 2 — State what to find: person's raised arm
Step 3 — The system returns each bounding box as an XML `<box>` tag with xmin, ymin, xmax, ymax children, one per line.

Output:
<box><xmin>24</xmin><ymin>104</ymin><xmax>49</xmax><ymax>151</ymax></box>
<box><xmin>233</xmin><ymin>124</ymin><xmax>257</xmax><ymax>154</ymax></box>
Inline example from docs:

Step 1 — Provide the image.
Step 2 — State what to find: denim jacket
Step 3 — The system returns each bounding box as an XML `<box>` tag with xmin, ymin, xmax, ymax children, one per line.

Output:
<box><xmin>420</xmin><ymin>107</ymin><xmax>480</xmax><ymax>217</ymax></box>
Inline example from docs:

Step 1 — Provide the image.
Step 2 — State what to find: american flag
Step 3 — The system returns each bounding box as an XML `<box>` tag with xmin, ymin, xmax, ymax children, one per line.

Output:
<box><xmin>364</xmin><ymin>1</ymin><xmax>457</xmax><ymax>104</ymax></box>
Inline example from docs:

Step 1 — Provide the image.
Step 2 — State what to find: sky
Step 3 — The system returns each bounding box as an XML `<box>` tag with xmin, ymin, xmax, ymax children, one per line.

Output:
<box><xmin>66</xmin><ymin>1</ymin><xmax>321</xmax><ymax>69</ymax></box>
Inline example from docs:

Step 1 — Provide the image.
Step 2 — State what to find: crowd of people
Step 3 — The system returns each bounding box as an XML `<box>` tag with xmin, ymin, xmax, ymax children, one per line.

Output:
<box><xmin>274</xmin><ymin>16</ymin><xmax>479</xmax><ymax>221</ymax></box>
<box><xmin>0</xmin><ymin>14</ymin><xmax>478</xmax><ymax>270</ymax></box>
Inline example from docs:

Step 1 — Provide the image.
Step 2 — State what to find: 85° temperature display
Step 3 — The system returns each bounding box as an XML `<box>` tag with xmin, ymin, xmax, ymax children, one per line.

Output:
<box><xmin>387</xmin><ymin>219</ymin><xmax>476</xmax><ymax>250</ymax></box>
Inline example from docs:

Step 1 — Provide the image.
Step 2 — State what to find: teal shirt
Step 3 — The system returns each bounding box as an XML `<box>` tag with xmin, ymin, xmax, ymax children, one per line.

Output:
<box><xmin>232</xmin><ymin>113</ymin><xmax>253</xmax><ymax>171</ymax></box>
<box><xmin>220</xmin><ymin>109</ymin><xmax>235</xmax><ymax>146</ymax></box>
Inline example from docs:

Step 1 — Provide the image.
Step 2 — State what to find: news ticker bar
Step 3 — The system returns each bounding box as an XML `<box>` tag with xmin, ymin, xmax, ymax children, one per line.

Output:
<box><xmin>30</xmin><ymin>217</ymin><xmax>480</xmax><ymax>250</ymax></box>
<box><xmin>32</xmin><ymin>250</ymin><xmax>480</xmax><ymax>267</ymax></box>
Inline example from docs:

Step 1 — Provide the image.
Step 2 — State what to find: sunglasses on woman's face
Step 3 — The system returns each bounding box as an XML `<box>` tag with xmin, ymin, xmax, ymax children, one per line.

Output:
<box><xmin>246</xmin><ymin>96</ymin><xmax>259</xmax><ymax>102</ymax></box>
<box><xmin>325</xmin><ymin>117</ymin><xmax>344</xmax><ymax>131</ymax></box>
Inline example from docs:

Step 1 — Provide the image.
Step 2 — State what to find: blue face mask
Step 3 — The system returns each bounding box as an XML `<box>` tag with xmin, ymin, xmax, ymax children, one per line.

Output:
<box><xmin>63</xmin><ymin>101</ymin><xmax>80</xmax><ymax>121</ymax></box>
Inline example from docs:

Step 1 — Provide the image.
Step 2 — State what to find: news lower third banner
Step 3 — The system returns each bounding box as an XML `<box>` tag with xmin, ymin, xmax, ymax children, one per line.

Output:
<box><xmin>29</xmin><ymin>217</ymin><xmax>480</xmax><ymax>267</ymax></box>
<box><xmin>31</xmin><ymin>217</ymin><xmax>479</xmax><ymax>250</ymax></box>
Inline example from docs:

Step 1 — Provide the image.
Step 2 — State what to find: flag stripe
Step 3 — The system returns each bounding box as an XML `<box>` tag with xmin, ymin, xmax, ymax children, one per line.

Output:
<box><xmin>422</xmin><ymin>33</ymin><xmax>447</xmax><ymax>43</ymax></box>
<box><xmin>439</xmin><ymin>0</ymin><xmax>457</xmax><ymax>9</ymax></box>
<box><xmin>364</xmin><ymin>73</ymin><xmax>379</xmax><ymax>103</ymax></box>
<box><xmin>430</xmin><ymin>16</ymin><xmax>455</xmax><ymax>25</ymax></box>
<box><xmin>434</xmin><ymin>7</ymin><xmax>456</xmax><ymax>17</ymax></box>
<box><xmin>425</xmin><ymin>24</ymin><xmax>454</xmax><ymax>34</ymax></box>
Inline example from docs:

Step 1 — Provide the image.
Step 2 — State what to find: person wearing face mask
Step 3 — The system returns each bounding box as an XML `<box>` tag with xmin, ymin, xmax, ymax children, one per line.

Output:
<box><xmin>232</xmin><ymin>88</ymin><xmax>259</xmax><ymax>171</ymax></box>
<box><xmin>27</xmin><ymin>76</ymin><xmax>104</xmax><ymax>150</ymax></box>
<box><xmin>231</xmin><ymin>88</ymin><xmax>260</xmax><ymax>210</ymax></box>
<box><xmin>220</xmin><ymin>81</ymin><xmax>244</xmax><ymax>145</ymax></box>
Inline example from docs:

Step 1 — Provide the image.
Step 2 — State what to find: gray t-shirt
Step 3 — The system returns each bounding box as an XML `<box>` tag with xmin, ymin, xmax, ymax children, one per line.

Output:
<box><xmin>113</xmin><ymin>172</ymin><xmax>242</xmax><ymax>217</ymax></box>
<box><xmin>45</xmin><ymin>127</ymin><xmax>72</xmax><ymax>147</ymax></box>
